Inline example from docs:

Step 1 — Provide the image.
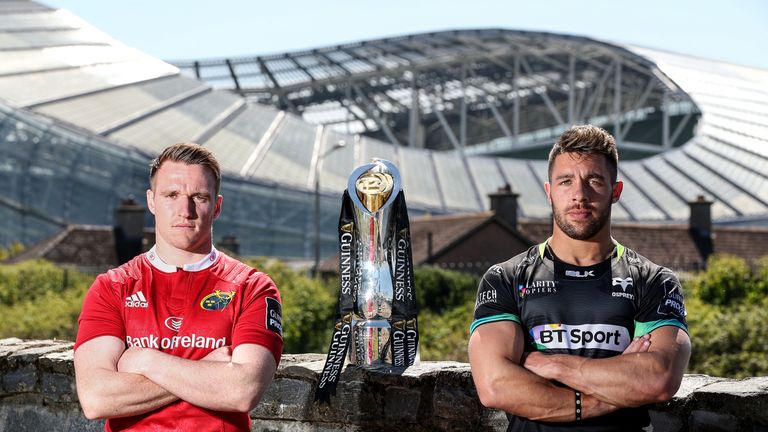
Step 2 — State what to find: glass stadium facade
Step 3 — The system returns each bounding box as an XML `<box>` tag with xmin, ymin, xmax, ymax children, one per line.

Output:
<box><xmin>1</xmin><ymin>1</ymin><xmax>767</xmax><ymax>258</ymax></box>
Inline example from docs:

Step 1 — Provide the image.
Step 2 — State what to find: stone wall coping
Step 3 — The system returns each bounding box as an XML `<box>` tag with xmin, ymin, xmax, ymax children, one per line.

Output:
<box><xmin>1</xmin><ymin>338</ymin><xmax>767</xmax><ymax>431</ymax></box>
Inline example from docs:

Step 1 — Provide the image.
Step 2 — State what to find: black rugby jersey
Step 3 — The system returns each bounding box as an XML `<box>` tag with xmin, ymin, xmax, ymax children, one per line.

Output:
<box><xmin>471</xmin><ymin>240</ymin><xmax>688</xmax><ymax>432</ymax></box>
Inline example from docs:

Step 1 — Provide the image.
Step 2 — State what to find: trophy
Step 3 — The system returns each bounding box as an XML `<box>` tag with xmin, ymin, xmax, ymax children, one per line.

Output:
<box><xmin>316</xmin><ymin>159</ymin><xmax>419</xmax><ymax>401</ymax></box>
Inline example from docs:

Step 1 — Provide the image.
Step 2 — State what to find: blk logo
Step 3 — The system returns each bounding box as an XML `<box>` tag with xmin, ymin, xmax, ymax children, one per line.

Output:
<box><xmin>565</xmin><ymin>270</ymin><xmax>594</xmax><ymax>278</ymax></box>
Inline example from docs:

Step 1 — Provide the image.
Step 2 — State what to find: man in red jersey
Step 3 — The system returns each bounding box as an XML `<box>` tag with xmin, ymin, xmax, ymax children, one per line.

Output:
<box><xmin>74</xmin><ymin>143</ymin><xmax>283</xmax><ymax>431</ymax></box>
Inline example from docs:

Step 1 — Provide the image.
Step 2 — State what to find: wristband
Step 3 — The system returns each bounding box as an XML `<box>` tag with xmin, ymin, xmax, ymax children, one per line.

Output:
<box><xmin>574</xmin><ymin>390</ymin><xmax>582</xmax><ymax>421</ymax></box>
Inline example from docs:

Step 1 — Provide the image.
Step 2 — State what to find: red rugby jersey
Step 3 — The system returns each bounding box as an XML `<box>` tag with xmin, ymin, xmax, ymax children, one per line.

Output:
<box><xmin>75</xmin><ymin>247</ymin><xmax>283</xmax><ymax>432</ymax></box>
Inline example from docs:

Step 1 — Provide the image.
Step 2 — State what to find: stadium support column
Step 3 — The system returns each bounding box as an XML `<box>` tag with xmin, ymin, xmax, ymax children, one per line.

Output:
<box><xmin>352</xmin><ymin>83</ymin><xmax>402</xmax><ymax>147</ymax></box>
<box><xmin>460</xmin><ymin>64</ymin><xmax>468</xmax><ymax>148</ymax></box>
<box><xmin>409</xmin><ymin>73</ymin><xmax>421</xmax><ymax>148</ymax></box>
<box><xmin>513</xmin><ymin>54</ymin><xmax>520</xmax><ymax>144</ymax></box>
<box><xmin>568</xmin><ymin>53</ymin><xmax>575</xmax><ymax>124</ymax></box>
<box><xmin>614</xmin><ymin>57</ymin><xmax>622</xmax><ymax>147</ymax></box>
<box><xmin>662</xmin><ymin>89</ymin><xmax>671</xmax><ymax>149</ymax></box>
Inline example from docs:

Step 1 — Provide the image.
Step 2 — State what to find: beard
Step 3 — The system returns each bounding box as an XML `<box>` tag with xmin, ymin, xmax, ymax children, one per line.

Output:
<box><xmin>552</xmin><ymin>201</ymin><xmax>612</xmax><ymax>241</ymax></box>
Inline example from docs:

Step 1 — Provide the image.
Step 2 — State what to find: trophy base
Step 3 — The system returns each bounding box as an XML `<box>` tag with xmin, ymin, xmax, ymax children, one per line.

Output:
<box><xmin>350</xmin><ymin>319</ymin><xmax>391</xmax><ymax>367</ymax></box>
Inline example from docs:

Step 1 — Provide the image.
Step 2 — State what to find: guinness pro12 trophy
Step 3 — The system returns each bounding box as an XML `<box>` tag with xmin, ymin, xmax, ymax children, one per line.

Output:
<box><xmin>316</xmin><ymin>159</ymin><xmax>419</xmax><ymax>400</ymax></box>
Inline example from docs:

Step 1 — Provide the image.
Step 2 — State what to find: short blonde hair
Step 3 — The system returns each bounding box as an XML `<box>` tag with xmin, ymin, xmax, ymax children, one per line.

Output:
<box><xmin>149</xmin><ymin>143</ymin><xmax>221</xmax><ymax>194</ymax></box>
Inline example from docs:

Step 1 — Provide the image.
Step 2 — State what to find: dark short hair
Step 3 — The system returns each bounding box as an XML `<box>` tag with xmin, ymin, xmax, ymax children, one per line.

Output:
<box><xmin>547</xmin><ymin>125</ymin><xmax>619</xmax><ymax>183</ymax></box>
<box><xmin>149</xmin><ymin>143</ymin><xmax>221</xmax><ymax>194</ymax></box>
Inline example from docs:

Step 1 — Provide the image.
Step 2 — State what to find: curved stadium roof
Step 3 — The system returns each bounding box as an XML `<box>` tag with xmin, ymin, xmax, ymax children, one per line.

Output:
<box><xmin>1</xmin><ymin>1</ymin><xmax>767</xmax><ymax>257</ymax></box>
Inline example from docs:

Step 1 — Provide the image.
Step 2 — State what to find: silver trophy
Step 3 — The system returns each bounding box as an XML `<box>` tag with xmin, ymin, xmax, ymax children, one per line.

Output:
<box><xmin>316</xmin><ymin>159</ymin><xmax>418</xmax><ymax>399</ymax></box>
<box><xmin>345</xmin><ymin>159</ymin><xmax>401</xmax><ymax>367</ymax></box>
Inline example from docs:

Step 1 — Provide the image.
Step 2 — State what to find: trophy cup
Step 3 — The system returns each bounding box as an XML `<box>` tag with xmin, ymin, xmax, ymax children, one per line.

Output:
<box><xmin>316</xmin><ymin>159</ymin><xmax>419</xmax><ymax>400</ymax></box>
<box><xmin>348</xmin><ymin>160</ymin><xmax>397</xmax><ymax>367</ymax></box>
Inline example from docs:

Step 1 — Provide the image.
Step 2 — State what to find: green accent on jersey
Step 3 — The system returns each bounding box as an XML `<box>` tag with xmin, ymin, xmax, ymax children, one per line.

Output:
<box><xmin>538</xmin><ymin>241</ymin><xmax>548</xmax><ymax>259</ymax></box>
<box><xmin>614</xmin><ymin>241</ymin><xmax>625</xmax><ymax>261</ymax></box>
<box><xmin>470</xmin><ymin>313</ymin><xmax>521</xmax><ymax>334</ymax></box>
<box><xmin>634</xmin><ymin>319</ymin><xmax>688</xmax><ymax>336</ymax></box>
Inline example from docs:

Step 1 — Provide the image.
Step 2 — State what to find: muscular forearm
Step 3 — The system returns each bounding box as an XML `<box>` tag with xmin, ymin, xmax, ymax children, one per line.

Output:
<box><xmin>534</xmin><ymin>352</ymin><xmax>674</xmax><ymax>407</ymax></box>
<box><xmin>526</xmin><ymin>329</ymin><xmax>690</xmax><ymax>407</ymax></box>
<box><xmin>76</xmin><ymin>368</ymin><xmax>178</xmax><ymax>419</ymax></box>
<box><xmin>131</xmin><ymin>348</ymin><xmax>274</xmax><ymax>412</ymax></box>
<box><xmin>508</xmin><ymin>369</ymin><xmax>618</xmax><ymax>422</ymax></box>
<box><xmin>474</xmin><ymin>354</ymin><xmax>617</xmax><ymax>421</ymax></box>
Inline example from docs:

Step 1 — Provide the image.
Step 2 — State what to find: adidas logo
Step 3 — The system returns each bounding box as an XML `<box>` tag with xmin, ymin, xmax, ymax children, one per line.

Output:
<box><xmin>125</xmin><ymin>291</ymin><xmax>149</xmax><ymax>308</ymax></box>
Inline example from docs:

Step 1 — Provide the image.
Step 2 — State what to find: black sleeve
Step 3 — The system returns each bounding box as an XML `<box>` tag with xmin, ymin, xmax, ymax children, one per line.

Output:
<box><xmin>634</xmin><ymin>267</ymin><xmax>688</xmax><ymax>336</ymax></box>
<box><xmin>470</xmin><ymin>263</ymin><xmax>521</xmax><ymax>333</ymax></box>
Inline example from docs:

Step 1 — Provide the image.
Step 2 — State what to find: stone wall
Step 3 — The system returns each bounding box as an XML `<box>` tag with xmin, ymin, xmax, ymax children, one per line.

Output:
<box><xmin>1</xmin><ymin>338</ymin><xmax>767</xmax><ymax>431</ymax></box>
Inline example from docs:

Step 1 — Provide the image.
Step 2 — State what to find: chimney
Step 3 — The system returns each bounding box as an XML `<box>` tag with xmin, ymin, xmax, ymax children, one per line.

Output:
<box><xmin>218</xmin><ymin>234</ymin><xmax>240</xmax><ymax>256</ymax></box>
<box><xmin>688</xmin><ymin>195</ymin><xmax>713</xmax><ymax>265</ymax></box>
<box><xmin>114</xmin><ymin>197</ymin><xmax>146</xmax><ymax>264</ymax></box>
<box><xmin>489</xmin><ymin>184</ymin><xmax>519</xmax><ymax>230</ymax></box>
<box><xmin>427</xmin><ymin>231</ymin><xmax>434</xmax><ymax>262</ymax></box>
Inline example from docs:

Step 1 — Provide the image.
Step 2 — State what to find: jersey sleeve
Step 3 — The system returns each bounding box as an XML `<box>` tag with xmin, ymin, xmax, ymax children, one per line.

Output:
<box><xmin>74</xmin><ymin>274</ymin><xmax>126</xmax><ymax>351</ymax></box>
<box><xmin>470</xmin><ymin>263</ymin><xmax>521</xmax><ymax>333</ymax></box>
<box><xmin>634</xmin><ymin>267</ymin><xmax>688</xmax><ymax>336</ymax></box>
<box><xmin>231</xmin><ymin>272</ymin><xmax>283</xmax><ymax>365</ymax></box>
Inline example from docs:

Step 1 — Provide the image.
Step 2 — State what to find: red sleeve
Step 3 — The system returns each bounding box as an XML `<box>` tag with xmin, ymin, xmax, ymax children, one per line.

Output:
<box><xmin>74</xmin><ymin>274</ymin><xmax>126</xmax><ymax>351</ymax></box>
<box><xmin>231</xmin><ymin>273</ymin><xmax>283</xmax><ymax>366</ymax></box>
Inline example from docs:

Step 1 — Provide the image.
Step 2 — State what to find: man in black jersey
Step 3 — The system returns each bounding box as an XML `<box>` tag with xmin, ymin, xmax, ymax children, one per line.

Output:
<box><xmin>469</xmin><ymin>125</ymin><xmax>691</xmax><ymax>431</ymax></box>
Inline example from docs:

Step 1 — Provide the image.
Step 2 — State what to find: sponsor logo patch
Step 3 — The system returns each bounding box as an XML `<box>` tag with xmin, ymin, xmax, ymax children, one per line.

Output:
<box><xmin>164</xmin><ymin>316</ymin><xmax>183</xmax><ymax>332</ymax></box>
<box><xmin>612</xmin><ymin>277</ymin><xmax>633</xmax><ymax>291</ymax></box>
<box><xmin>565</xmin><ymin>270</ymin><xmax>594</xmax><ymax>278</ymax></box>
<box><xmin>200</xmin><ymin>290</ymin><xmax>236</xmax><ymax>311</ymax></box>
<box><xmin>475</xmin><ymin>288</ymin><xmax>497</xmax><ymax>307</ymax></box>
<box><xmin>126</xmin><ymin>333</ymin><xmax>226</xmax><ymax>350</ymax></box>
<box><xmin>125</xmin><ymin>291</ymin><xmax>148</xmax><ymax>308</ymax></box>
<box><xmin>265</xmin><ymin>297</ymin><xmax>283</xmax><ymax>336</ymax></box>
<box><xmin>519</xmin><ymin>280</ymin><xmax>558</xmax><ymax>298</ymax></box>
<box><xmin>658</xmin><ymin>278</ymin><xmax>686</xmax><ymax>318</ymax></box>
<box><xmin>530</xmin><ymin>323</ymin><xmax>630</xmax><ymax>352</ymax></box>
<box><xmin>611</xmin><ymin>277</ymin><xmax>635</xmax><ymax>300</ymax></box>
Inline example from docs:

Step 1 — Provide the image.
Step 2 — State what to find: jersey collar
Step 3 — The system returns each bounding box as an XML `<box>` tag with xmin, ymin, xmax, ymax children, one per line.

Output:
<box><xmin>538</xmin><ymin>237</ymin><xmax>626</xmax><ymax>262</ymax></box>
<box><xmin>145</xmin><ymin>245</ymin><xmax>219</xmax><ymax>273</ymax></box>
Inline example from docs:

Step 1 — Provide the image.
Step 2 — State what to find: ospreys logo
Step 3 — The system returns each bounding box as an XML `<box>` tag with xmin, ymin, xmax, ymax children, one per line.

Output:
<box><xmin>201</xmin><ymin>290</ymin><xmax>236</xmax><ymax>311</ymax></box>
<box><xmin>611</xmin><ymin>277</ymin><xmax>635</xmax><ymax>300</ymax></box>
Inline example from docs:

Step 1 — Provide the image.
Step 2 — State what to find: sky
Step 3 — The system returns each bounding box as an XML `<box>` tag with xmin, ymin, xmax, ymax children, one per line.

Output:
<box><xmin>45</xmin><ymin>1</ymin><xmax>768</xmax><ymax>69</ymax></box>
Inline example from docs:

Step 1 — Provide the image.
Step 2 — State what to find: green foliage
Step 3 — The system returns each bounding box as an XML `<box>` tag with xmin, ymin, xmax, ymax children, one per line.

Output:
<box><xmin>246</xmin><ymin>258</ymin><xmax>335</xmax><ymax>354</ymax></box>
<box><xmin>414</xmin><ymin>265</ymin><xmax>477</xmax><ymax>313</ymax></box>
<box><xmin>692</xmin><ymin>254</ymin><xmax>762</xmax><ymax>305</ymax></box>
<box><xmin>685</xmin><ymin>295</ymin><xmax>768</xmax><ymax>378</ymax></box>
<box><xmin>0</xmin><ymin>285</ymin><xmax>88</xmax><ymax>340</ymax></box>
<box><xmin>419</xmin><ymin>300</ymin><xmax>473</xmax><ymax>362</ymax></box>
<box><xmin>0</xmin><ymin>261</ymin><xmax>92</xmax><ymax>340</ymax></box>
<box><xmin>683</xmin><ymin>254</ymin><xmax>768</xmax><ymax>378</ymax></box>
<box><xmin>3</xmin><ymin>252</ymin><xmax>768</xmax><ymax>379</ymax></box>
<box><xmin>0</xmin><ymin>242</ymin><xmax>24</xmax><ymax>261</ymax></box>
<box><xmin>0</xmin><ymin>260</ymin><xmax>91</xmax><ymax>306</ymax></box>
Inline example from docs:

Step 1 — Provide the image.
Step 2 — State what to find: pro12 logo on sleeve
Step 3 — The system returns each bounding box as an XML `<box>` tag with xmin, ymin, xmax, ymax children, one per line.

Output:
<box><xmin>658</xmin><ymin>278</ymin><xmax>686</xmax><ymax>319</ymax></box>
<box><xmin>265</xmin><ymin>297</ymin><xmax>283</xmax><ymax>337</ymax></box>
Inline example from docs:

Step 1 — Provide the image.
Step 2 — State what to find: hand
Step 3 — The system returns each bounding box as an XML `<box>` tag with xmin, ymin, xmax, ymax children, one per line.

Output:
<box><xmin>623</xmin><ymin>333</ymin><xmax>651</xmax><ymax>355</ymax></box>
<box><xmin>521</xmin><ymin>351</ymin><xmax>564</xmax><ymax>381</ymax></box>
<box><xmin>117</xmin><ymin>346</ymin><xmax>150</xmax><ymax>375</ymax></box>
<box><xmin>201</xmin><ymin>346</ymin><xmax>232</xmax><ymax>363</ymax></box>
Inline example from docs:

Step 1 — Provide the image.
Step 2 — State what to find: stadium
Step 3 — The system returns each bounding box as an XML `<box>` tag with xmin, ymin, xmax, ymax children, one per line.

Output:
<box><xmin>1</xmin><ymin>1</ymin><xmax>767</xmax><ymax>259</ymax></box>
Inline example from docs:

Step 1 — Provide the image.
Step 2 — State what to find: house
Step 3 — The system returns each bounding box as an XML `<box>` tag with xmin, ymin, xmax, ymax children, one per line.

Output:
<box><xmin>320</xmin><ymin>188</ymin><xmax>768</xmax><ymax>275</ymax></box>
<box><xmin>3</xmin><ymin>199</ymin><xmax>240</xmax><ymax>274</ymax></box>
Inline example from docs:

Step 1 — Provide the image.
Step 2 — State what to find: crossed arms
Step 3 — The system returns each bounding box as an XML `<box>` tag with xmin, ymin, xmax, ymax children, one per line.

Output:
<box><xmin>74</xmin><ymin>336</ymin><xmax>277</xmax><ymax>419</ymax></box>
<box><xmin>468</xmin><ymin>322</ymin><xmax>690</xmax><ymax>422</ymax></box>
